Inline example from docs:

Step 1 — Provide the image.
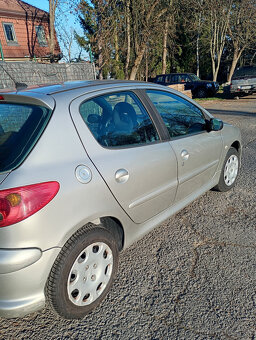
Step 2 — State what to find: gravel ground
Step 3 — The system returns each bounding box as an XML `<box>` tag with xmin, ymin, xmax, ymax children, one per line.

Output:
<box><xmin>0</xmin><ymin>95</ymin><xmax>255</xmax><ymax>340</ymax></box>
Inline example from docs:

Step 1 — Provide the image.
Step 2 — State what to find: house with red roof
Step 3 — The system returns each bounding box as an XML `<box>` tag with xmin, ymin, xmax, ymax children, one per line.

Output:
<box><xmin>0</xmin><ymin>0</ymin><xmax>61</xmax><ymax>62</ymax></box>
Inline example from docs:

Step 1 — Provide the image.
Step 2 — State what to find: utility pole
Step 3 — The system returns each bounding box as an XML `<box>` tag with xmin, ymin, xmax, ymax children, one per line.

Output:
<box><xmin>89</xmin><ymin>44</ymin><xmax>96</xmax><ymax>80</ymax></box>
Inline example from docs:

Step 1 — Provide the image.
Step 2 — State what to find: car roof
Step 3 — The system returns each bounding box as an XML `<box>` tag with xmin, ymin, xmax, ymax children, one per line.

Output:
<box><xmin>0</xmin><ymin>80</ymin><xmax>161</xmax><ymax>110</ymax></box>
<box><xmin>0</xmin><ymin>80</ymin><xmax>146</xmax><ymax>96</ymax></box>
<box><xmin>236</xmin><ymin>65</ymin><xmax>256</xmax><ymax>70</ymax></box>
<box><xmin>156</xmin><ymin>73</ymin><xmax>194</xmax><ymax>77</ymax></box>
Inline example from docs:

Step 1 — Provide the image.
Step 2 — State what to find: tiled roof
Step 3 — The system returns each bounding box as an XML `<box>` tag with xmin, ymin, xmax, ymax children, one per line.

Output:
<box><xmin>0</xmin><ymin>0</ymin><xmax>48</xmax><ymax>18</ymax></box>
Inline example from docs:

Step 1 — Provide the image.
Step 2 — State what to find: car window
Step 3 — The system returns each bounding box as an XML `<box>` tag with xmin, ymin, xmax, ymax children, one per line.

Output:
<box><xmin>165</xmin><ymin>75</ymin><xmax>172</xmax><ymax>83</ymax></box>
<box><xmin>190</xmin><ymin>74</ymin><xmax>201</xmax><ymax>81</ymax></box>
<box><xmin>79</xmin><ymin>91</ymin><xmax>159</xmax><ymax>148</ymax></box>
<box><xmin>179</xmin><ymin>75</ymin><xmax>188</xmax><ymax>82</ymax></box>
<box><xmin>0</xmin><ymin>103</ymin><xmax>52</xmax><ymax>173</ymax></box>
<box><xmin>146</xmin><ymin>90</ymin><xmax>206</xmax><ymax>138</ymax></box>
<box><xmin>171</xmin><ymin>75</ymin><xmax>179</xmax><ymax>82</ymax></box>
<box><xmin>156</xmin><ymin>76</ymin><xmax>164</xmax><ymax>83</ymax></box>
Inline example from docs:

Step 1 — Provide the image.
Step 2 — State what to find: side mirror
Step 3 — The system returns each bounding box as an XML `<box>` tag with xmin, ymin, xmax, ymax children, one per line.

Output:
<box><xmin>208</xmin><ymin>118</ymin><xmax>223</xmax><ymax>132</ymax></box>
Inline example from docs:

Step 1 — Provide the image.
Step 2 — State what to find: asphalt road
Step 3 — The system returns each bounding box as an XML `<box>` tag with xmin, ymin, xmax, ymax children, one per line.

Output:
<box><xmin>1</xmin><ymin>95</ymin><xmax>255</xmax><ymax>340</ymax></box>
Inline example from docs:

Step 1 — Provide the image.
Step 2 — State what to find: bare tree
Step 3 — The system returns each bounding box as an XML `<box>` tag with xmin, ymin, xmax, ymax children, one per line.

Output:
<box><xmin>77</xmin><ymin>0</ymin><xmax>119</xmax><ymax>78</ymax></box>
<box><xmin>208</xmin><ymin>0</ymin><xmax>233</xmax><ymax>81</ymax></box>
<box><xmin>161</xmin><ymin>0</ymin><xmax>175</xmax><ymax>75</ymax></box>
<box><xmin>75</xmin><ymin>0</ymin><xmax>256</xmax><ymax>81</ymax></box>
<box><xmin>129</xmin><ymin>0</ymin><xmax>169</xmax><ymax>80</ymax></box>
<box><xmin>227</xmin><ymin>0</ymin><xmax>256</xmax><ymax>82</ymax></box>
<box><xmin>57</xmin><ymin>26</ymin><xmax>74</xmax><ymax>62</ymax></box>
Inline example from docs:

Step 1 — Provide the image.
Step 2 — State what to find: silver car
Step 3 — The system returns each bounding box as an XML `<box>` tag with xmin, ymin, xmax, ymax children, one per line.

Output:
<box><xmin>0</xmin><ymin>81</ymin><xmax>241</xmax><ymax>319</ymax></box>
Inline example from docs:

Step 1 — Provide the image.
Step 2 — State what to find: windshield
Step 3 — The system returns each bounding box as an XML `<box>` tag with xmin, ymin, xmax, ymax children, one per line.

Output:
<box><xmin>189</xmin><ymin>74</ymin><xmax>201</xmax><ymax>81</ymax></box>
<box><xmin>0</xmin><ymin>102</ymin><xmax>52</xmax><ymax>173</ymax></box>
<box><xmin>233</xmin><ymin>66</ymin><xmax>256</xmax><ymax>79</ymax></box>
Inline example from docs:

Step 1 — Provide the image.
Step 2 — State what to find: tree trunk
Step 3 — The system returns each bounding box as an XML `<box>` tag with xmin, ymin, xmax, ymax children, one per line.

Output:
<box><xmin>49</xmin><ymin>0</ymin><xmax>57</xmax><ymax>62</ymax></box>
<box><xmin>196</xmin><ymin>33</ymin><xmax>200</xmax><ymax>77</ymax></box>
<box><xmin>213</xmin><ymin>62</ymin><xmax>219</xmax><ymax>82</ymax></box>
<box><xmin>213</xmin><ymin>50</ymin><xmax>223</xmax><ymax>82</ymax></box>
<box><xmin>145</xmin><ymin>45</ymin><xmax>148</xmax><ymax>81</ymax></box>
<box><xmin>114</xmin><ymin>28</ymin><xmax>119</xmax><ymax>62</ymax></box>
<box><xmin>125</xmin><ymin>0</ymin><xmax>131</xmax><ymax>80</ymax></box>
<box><xmin>227</xmin><ymin>48</ymin><xmax>244</xmax><ymax>83</ymax></box>
<box><xmin>129</xmin><ymin>45</ymin><xmax>146</xmax><ymax>80</ymax></box>
<box><xmin>98</xmin><ymin>42</ymin><xmax>103</xmax><ymax>80</ymax></box>
<box><xmin>250</xmin><ymin>51</ymin><xmax>256</xmax><ymax>65</ymax></box>
<box><xmin>211</xmin><ymin>32</ymin><xmax>226</xmax><ymax>82</ymax></box>
<box><xmin>162</xmin><ymin>18</ymin><xmax>169</xmax><ymax>74</ymax></box>
<box><xmin>97</xmin><ymin>1</ymin><xmax>103</xmax><ymax>79</ymax></box>
<box><xmin>196</xmin><ymin>11</ymin><xmax>202</xmax><ymax>77</ymax></box>
<box><xmin>210</xmin><ymin>49</ymin><xmax>216</xmax><ymax>81</ymax></box>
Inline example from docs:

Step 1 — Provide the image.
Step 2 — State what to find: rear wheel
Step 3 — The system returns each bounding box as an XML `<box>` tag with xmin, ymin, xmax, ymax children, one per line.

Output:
<box><xmin>46</xmin><ymin>225</ymin><xmax>119</xmax><ymax>319</ymax></box>
<box><xmin>214</xmin><ymin>147</ymin><xmax>240</xmax><ymax>192</ymax></box>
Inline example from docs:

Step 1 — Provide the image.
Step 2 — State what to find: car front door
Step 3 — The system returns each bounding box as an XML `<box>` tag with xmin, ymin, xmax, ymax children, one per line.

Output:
<box><xmin>146</xmin><ymin>89</ymin><xmax>223</xmax><ymax>202</ymax></box>
<box><xmin>70</xmin><ymin>90</ymin><xmax>178</xmax><ymax>224</ymax></box>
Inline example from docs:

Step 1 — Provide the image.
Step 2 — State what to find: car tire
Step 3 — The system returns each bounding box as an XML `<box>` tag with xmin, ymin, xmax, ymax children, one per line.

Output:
<box><xmin>214</xmin><ymin>147</ymin><xmax>240</xmax><ymax>192</ymax></box>
<box><xmin>46</xmin><ymin>224</ymin><xmax>119</xmax><ymax>319</ymax></box>
<box><xmin>196</xmin><ymin>88</ymin><xmax>207</xmax><ymax>98</ymax></box>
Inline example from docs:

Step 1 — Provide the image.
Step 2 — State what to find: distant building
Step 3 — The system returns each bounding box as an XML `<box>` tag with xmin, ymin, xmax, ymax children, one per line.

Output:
<box><xmin>0</xmin><ymin>0</ymin><xmax>61</xmax><ymax>62</ymax></box>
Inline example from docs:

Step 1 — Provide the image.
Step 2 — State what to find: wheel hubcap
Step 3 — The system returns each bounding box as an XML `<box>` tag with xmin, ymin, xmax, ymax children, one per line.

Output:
<box><xmin>67</xmin><ymin>242</ymin><xmax>113</xmax><ymax>306</ymax></box>
<box><xmin>224</xmin><ymin>154</ymin><xmax>239</xmax><ymax>186</ymax></box>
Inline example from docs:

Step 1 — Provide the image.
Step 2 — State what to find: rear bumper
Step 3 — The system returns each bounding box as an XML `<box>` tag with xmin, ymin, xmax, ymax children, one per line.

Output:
<box><xmin>230</xmin><ymin>85</ymin><xmax>256</xmax><ymax>94</ymax></box>
<box><xmin>0</xmin><ymin>247</ymin><xmax>60</xmax><ymax>318</ymax></box>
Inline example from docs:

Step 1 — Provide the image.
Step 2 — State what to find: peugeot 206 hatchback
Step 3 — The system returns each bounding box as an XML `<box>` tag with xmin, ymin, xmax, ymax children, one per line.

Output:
<box><xmin>0</xmin><ymin>81</ymin><xmax>241</xmax><ymax>319</ymax></box>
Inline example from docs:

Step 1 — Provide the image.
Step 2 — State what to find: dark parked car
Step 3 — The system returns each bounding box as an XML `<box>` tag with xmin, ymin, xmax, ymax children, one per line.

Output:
<box><xmin>152</xmin><ymin>73</ymin><xmax>219</xmax><ymax>98</ymax></box>
<box><xmin>230</xmin><ymin>66</ymin><xmax>256</xmax><ymax>97</ymax></box>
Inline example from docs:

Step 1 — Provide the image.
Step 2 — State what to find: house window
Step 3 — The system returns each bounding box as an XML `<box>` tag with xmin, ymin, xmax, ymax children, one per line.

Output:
<box><xmin>3</xmin><ymin>23</ymin><xmax>17</xmax><ymax>44</ymax></box>
<box><xmin>36</xmin><ymin>26</ymin><xmax>47</xmax><ymax>47</ymax></box>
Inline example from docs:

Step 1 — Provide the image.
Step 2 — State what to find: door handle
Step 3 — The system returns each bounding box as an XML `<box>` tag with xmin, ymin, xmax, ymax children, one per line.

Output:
<box><xmin>115</xmin><ymin>169</ymin><xmax>129</xmax><ymax>183</ymax></box>
<box><xmin>181</xmin><ymin>149</ymin><xmax>189</xmax><ymax>161</ymax></box>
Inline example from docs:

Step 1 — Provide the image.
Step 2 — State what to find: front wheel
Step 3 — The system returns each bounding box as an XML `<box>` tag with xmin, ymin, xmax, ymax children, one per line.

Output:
<box><xmin>46</xmin><ymin>225</ymin><xmax>119</xmax><ymax>319</ymax></box>
<box><xmin>196</xmin><ymin>88</ymin><xmax>207</xmax><ymax>98</ymax></box>
<box><xmin>214</xmin><ymin>147</ymin><xmax>240</xmax><ymax>192</ymax></box>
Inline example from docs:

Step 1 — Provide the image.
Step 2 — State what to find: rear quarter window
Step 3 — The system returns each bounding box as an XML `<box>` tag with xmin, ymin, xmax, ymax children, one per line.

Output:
<box><xmin>0</xmin><ymin>103</ymin><xmax>52</xmax><ymax>173</ymax></box>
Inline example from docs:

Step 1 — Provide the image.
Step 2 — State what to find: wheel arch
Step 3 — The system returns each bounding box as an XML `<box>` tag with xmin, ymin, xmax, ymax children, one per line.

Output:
<box><xmin>231</xmin><ymin>140</ymin><xmax>241</xmax><ymax>154</ymax></box>
<box><xmin>100</xmin><ymin>216</ymin><xmax>124</xmax><ymax>251</ymax></box>
<box><xmin>71</xmin><ymin>216</ymin><xmax>125</xmax><ymax>252</ymax></box>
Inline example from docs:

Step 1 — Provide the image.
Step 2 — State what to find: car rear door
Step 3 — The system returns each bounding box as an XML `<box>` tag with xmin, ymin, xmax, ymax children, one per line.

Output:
<box><xmin>70</xmin><ymin>89</ymin><xmax>178</xmax><ymax>224</ymax></box>
<box><xmin>146</xmin><ymin>89</ymin><xmax>223</xmax><ymax>202</ymax></box>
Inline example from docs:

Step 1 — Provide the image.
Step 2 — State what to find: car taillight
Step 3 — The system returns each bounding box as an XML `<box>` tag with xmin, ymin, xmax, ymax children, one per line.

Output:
<box><xmin>0</xmin><ymin>182</ymin><xmax>60</xmax><ymax>228</ymax></box>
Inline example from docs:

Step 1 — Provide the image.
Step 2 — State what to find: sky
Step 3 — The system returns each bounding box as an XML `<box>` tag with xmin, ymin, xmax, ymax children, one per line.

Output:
<box><xmin>23</xmin><ymin>0</ymin><xmax>88</xmax><ymax>61</ymax></box>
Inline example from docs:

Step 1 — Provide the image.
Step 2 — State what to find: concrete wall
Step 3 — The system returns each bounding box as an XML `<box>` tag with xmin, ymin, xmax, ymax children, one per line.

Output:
<box><xmin>0</xmin><ymin>62</ymin><xmax>95</xmax><ymax>89</ymax></box>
